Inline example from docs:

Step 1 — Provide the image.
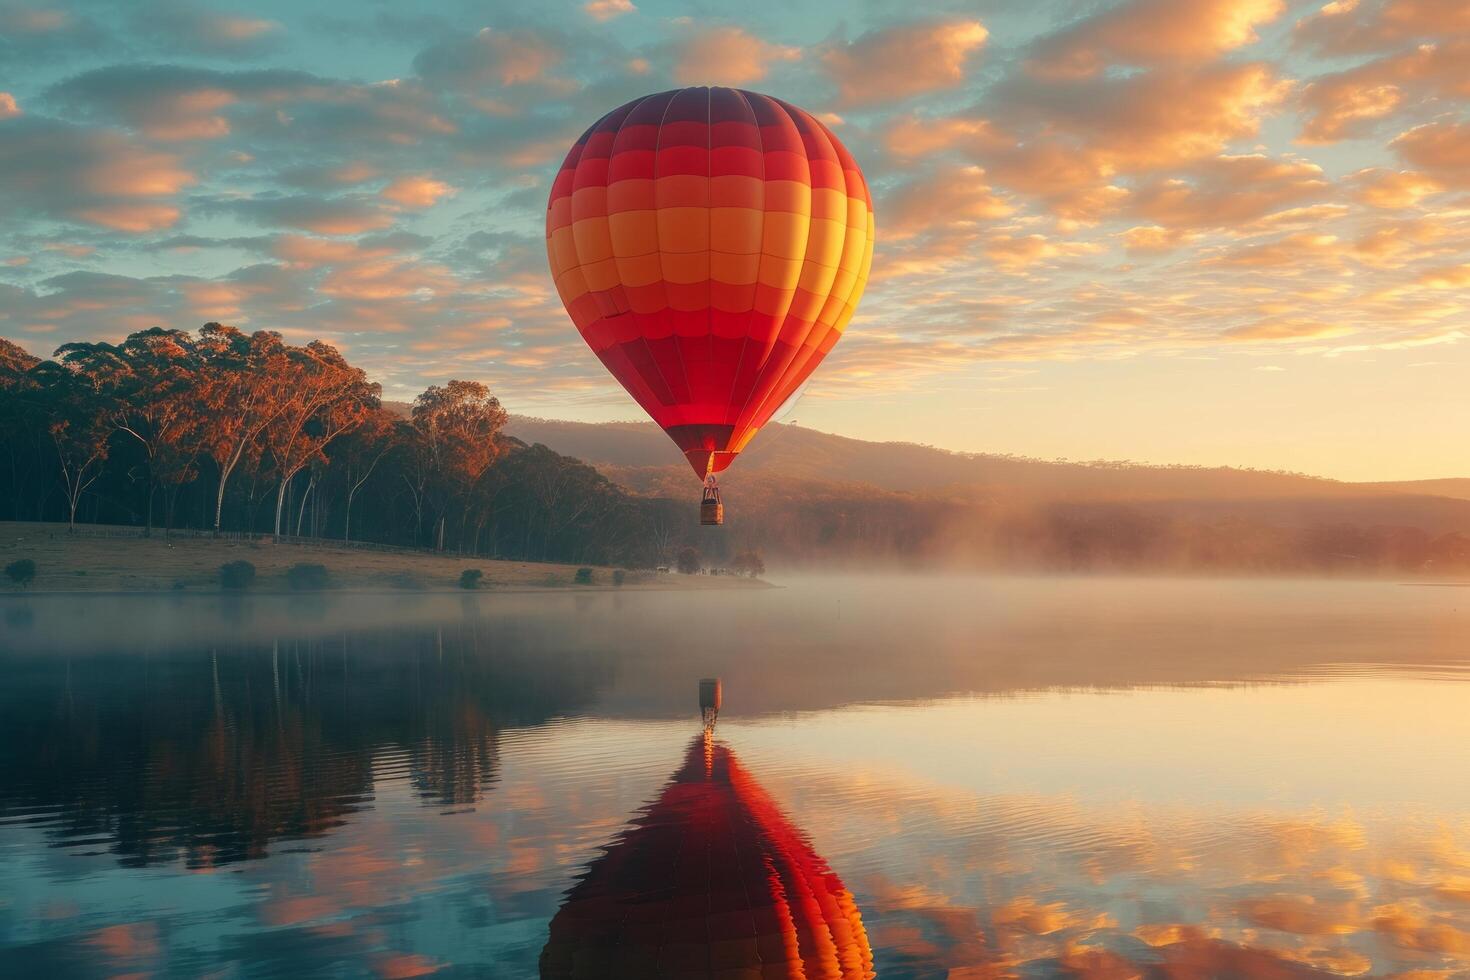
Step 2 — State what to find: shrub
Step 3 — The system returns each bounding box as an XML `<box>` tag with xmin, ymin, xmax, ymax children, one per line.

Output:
<box><xmin>574</xmin><ymin>567</ymin><xmax>594</xmax><ymax>585</ymax></box>
<box><xmin>459</xmin><ymin>569</ymin><xmax>484</xmax><ymax>590</ymax></box>
<box><xmin>219</xmin><ymin>560</ymin><xmax>256</xmax><ymax>591</ymax></box>
<box><xmin>612</xmin><ymin>569</ymin><xmax>626</xmax><ymax>587</ymax></box>
<box><xmin>5</xmin><ymin>558</ymin><xmax>36</xmax><ymax>589</ymax></box>
<box><xmin>675</xmin><ymin>547</ymin><xmax>701</xmax><ymax>575</ymax></box>
<box><xmin>285</xmin><ymin>562</ymin><xmax>330</xmax><ymax>591</ymax></box>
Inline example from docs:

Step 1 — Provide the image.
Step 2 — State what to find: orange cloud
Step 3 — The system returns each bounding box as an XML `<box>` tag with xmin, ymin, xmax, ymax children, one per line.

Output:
<box><xmin>1296</xmin><ymin>0</ymin><xmax>1470</xmax><ymax>56</ymax></box>
<box><xmin>673</xmin><ymin>26</ymin><xmax>800</xmax><ymax>85</ymax></box>
<box><xmin>1348</xmin><ymin>167</ymin><xmax>1444</xmax><ymax>206</ymax></box>
<box><xmin>1028</xmin><ymin>0</ymin><xmax>1285</xmax><ymax>79</ymax></box>
<box><xmin>995</xmin><ymin>63</ymin><xmax>1292</xmax><ymax>177</ymax></box>
<box><xmin>1214</xmin><ymin>231</ymin><xmax>1343</xmax><ymax>270</ymax></box>
<box><xmin>823</xmin><ymin>19</ymin><xmax>988</xmax><ymax>107</ymax></box>
<box><xmin>984</xmin><ymin>233</ymin><xmax>1102</xmax><ymax>271</ymax></box>
<box><xmin>72</xmin><ymin>202</ymin><xmax>183</xmax><ymax>232</ymax></box>
<box><xmin>583</xmin><ymin>0</ymin><xmax>634</xmax><ymax>21</ymax></box>
<box><xmin>1353</xmin><ymin>216</ymin><xmax>1452</xmax><ymax>266</ymax></box>
<box><xmin>136</xmin><ymin>87</ymin><xmax>239</xmax><ymax>141</ymax></box>
<box><xmin>1128</xmin><ymin>155</ymin><xmax>1329</xmax><ymax>229</ymax></box>
<box><xmin>1391</xmin><ymin>120</ymin><xmax>1470</xmax><ymax>186</ymax></box>
<box><xmin>414</xmin><ymin>28</ymin><xmax>565</xmax><ymax>90</ymax></box>
<box><xmin>0</xmin><ymin>92</ymin><xmax>18</xmax><ymax>119</ymax></box>
<box><xmin>882</xmin><ymin>112</ymin><xmax>1006</xmax><ymax>162</ymax></box>
<box><xmin>1121</xmin><ymin>225</ymin><xmax>1196</xmax><ymax>254</ymax></box>
<box><xmin>381</xmin><ymin>175</ymin><xmax>455</xmax><ymax>208</ymax></box>
<box><xmin>1298</xmin><ymin>40</ymin><xmax>1470</xmax><ymax>143</ymax></box>
<box><xmin>883</xmin><ymin>166</ymin><xmax>1013</xmax><ymax>241</ymax></box>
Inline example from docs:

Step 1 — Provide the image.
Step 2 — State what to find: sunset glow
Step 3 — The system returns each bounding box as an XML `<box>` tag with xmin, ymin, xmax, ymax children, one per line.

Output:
<box><xmin>3</xmin><ymin>1</ymin><xmax>1468</xmax><ymax>479</ymax></box>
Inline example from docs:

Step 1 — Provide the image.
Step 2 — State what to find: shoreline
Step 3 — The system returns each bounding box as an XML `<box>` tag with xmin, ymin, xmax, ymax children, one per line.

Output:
<box><xmin>0</xmin><ymin>521</ymin><xmax>766</xmax><ymax>595</ymax></box>
<box><xmin>0</xmin><ymin>581</ymin><xmax>776</xmax><ymax>599</ymax></box>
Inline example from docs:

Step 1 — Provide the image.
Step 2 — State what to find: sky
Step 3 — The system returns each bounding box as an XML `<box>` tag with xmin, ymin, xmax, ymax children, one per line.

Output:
<box><xmin>0</xmin><ymin>0</ymin><xmax>1467</xmax><ymax>482</ymax></box>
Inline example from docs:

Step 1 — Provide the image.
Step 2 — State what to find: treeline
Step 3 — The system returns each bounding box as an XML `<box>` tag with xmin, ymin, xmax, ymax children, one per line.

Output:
<box><xmin>0</xmin><ymin>327</ymin><xmax>692</xmax><ymax>567</ymax></box>
<box><xmin>709</xmin><ymin>481</ymin><xmax>1470</xmax><ymax>575</ymax></box>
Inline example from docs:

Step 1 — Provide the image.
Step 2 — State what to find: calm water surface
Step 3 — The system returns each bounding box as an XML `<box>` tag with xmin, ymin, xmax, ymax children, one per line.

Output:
<box><xmin>1</xmin><ymin>576</ymin><xmax>1468</xmax><ymax>978</ymax></box>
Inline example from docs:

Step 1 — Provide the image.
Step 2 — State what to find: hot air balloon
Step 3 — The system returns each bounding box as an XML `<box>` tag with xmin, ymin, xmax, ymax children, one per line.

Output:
<box><xmin>546</xmin><ymin>87</ymin><xmax>875</xmax><ymax>525</ymax></box>
<box><xmin>539</xmin><ymin>733</ymin><xmax>874</xmax><ymax>978</ymax></box>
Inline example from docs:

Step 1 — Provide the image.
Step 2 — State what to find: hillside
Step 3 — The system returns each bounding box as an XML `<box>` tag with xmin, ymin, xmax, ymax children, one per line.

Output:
<box><xmin>505</xmin><ymin>416</ymin><xmax>1460</xmax><ymax>504</ymax></box>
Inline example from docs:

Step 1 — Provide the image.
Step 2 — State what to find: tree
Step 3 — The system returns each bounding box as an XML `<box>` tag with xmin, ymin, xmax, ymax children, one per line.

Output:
<box><xmin>260</xmin><ymin>341</ymin><xmax>377</xmax><ymax>539</ymax></box>
<box><xmin>331</xmin><ymin>410</ymin><xmax>396</xmax><ymax>543</ymax></box>
<box><xmin>31</xmin><ymin>360</ymin><xmax>112</xmax><ymax>530</ymax></box>
<box><xmin>0</xmin><ymin>339</ymin><xmax>43</xmax><ymax>521</ymax></box>
<box><xmin>409</xmin><ymin>381</ymin><xmax>508</xmax><ymax>551</ymax></box>
<box><xmin>56</xmin><ymin>329</ymin><xmax>207</xmax><ymax>536</ymax></box>
<box><xmin>676</xmin><ymin>546</ymin><xmax>701</xmax><ymax>575</ymax></box>
<box><xmin>194</xmin><ymin>325</ymin><xmax>294</xmax><ymax>536</ymax></box>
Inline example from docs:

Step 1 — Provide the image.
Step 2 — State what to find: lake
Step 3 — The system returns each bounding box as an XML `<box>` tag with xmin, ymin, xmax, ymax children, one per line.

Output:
<box><xmin>2</xmin><ymin>577</ymin><xmax>1468</xmax><ymax>977</ymax></box>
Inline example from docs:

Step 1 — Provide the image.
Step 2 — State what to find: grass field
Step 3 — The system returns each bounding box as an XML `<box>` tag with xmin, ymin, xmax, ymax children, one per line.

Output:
<box><xmin>0</xmin><ymin>522</ymin><xmax>760</xmax><ymax>594</ymax></box>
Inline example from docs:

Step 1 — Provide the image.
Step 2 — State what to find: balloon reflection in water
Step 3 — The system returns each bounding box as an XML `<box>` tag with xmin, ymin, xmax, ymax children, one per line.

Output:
<box><xmin>541</xmin><ymin>734</ymin><xmax>873</xmax><ymax>979</ymax></box>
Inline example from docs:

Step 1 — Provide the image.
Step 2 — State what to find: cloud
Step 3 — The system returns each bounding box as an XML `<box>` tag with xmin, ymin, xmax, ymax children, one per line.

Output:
<box><xmin>134</xmin><ymin>1</ymin><xmax>283</xmax><ymax>59</ymax></box>
<box><xmin>823</xmin><ymin>19</ymin><xmax>987</xmax><ymax>107</ymax></box>
<box><xmin>1127</xmin><ymin>155</ymin><xmax>1330</xmax><ymax>229</ymax></box>
<box><xmin>46</xmin><ymin>65</ymin><xmax>318</xmax><ymax>141</ymax></box>
<box><xmin>413</xmin><ymin>27</ymin><xmax>566</xmax><ymax>91</ymax></box>
<box><xmin>0</xmin><ymin>116</ymin><xmax>194</xmax><ymax>231</ymax></box>
<box><xmin>994</xmin><ymin>63</ymin><xmax>1292</xmax><ymax>174</ymax></box>
<box><xmin>47</xmin><ymin>64</ymin><xmax>465</xmax><ymax>156</ymax></box>
<box><xmin>882</xmin><ymin>111</ymin><xmax>1006</xmax><ymax>163</ymax></box>
<box><xmin>1348</xmin><ymin>167</ymin><xmax>1444</xmax><ymax>206</ymax></box>
<box><xmin>583</xmin><ymin>0</ymin><xmax>634</xmax><ymax>22</ymax></box>
<box><xmin>882</xmin><ymin>166</ymin><xmax>1013</xmax><ymax>240</ymax></box>
<box><xmin>1391</xmin><ymin>120</ymin><xmax>1470</xmax><ymax>187</ymax></box>
<box><xmin>380</xmin><ymin>176</ymin><xmax>455</xmax><ymax>208</ymax></box>
<box><xmin>984</xmin><ymin>233</ymin><xmax>1103</xmax><ymax>270</ymax></box>
<box><xmin>1297</xmin><ymin>40</ymin><xmax>1470</xmax><ymax>143</ymax></box>
<box><xmin>226</xmin><ymin>196</ymin><xmax>396</xmax><ymax>235</ymax></box>
<box><xmin>1295</xmin><ymin>0</ymin><xmax>1470</xmax><ymax>56</ymax></box>
<box><xmin>1120</xmin><ymin>225</ymin><xmax>1196</xmax><ymax>254</ymax></box>
<box><xmin>0</xmin><ymin>91</ymin><xmax>17</xmax><ymax>119</ymax></box>
<box><xmin>1027</xmin><ymin>0</ymin><xmax>1285</xmax><ymax>79</ymax></box>
<box><xmin>0</xmin><ymin>3</ymin><xmax>108</xmax><ymax>63</ymax></box>
<box><xmin>672</xmin><ymin>26</ymin><xmax>800</xmax><ymax>85</ymax></box>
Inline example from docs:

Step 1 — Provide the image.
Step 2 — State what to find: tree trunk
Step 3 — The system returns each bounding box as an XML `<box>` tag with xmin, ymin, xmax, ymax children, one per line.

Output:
<box><xmin>273</xmin><ymin>477</ymin><xmax>288</xmax><ymax>540</ymax></box>
<box><xmin>143</xmin><ymin>474</ymin><xmax>154</xmax><ymax>538</ymax></box>
<box><xmin>295</xmin><ymin>475</ymin><xmax>313</xmax><ymax>537</ymax></box>
<box><xmin>213</xmin><ymin>466</ymin><xmax>230</xmax><ymax>536</ymax></box>
<box><xmin>344</xmin><ymin>486</ymin><xmax>356</xmax><ymax>543</ymax></box>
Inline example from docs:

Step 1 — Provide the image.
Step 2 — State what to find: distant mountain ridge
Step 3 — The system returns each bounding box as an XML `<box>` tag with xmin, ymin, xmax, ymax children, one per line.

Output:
<box><xmin>504</xmin><ymin>416</ymin><xmax>1456</xmax><ymax>502</ymax></box>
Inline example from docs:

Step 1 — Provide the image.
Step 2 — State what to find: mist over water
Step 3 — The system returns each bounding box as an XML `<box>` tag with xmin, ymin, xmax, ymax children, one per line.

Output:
<box><xmin>2</xmin><ymin>576</ymin><xmax>1469</xmax><ymax>977</ymax></box>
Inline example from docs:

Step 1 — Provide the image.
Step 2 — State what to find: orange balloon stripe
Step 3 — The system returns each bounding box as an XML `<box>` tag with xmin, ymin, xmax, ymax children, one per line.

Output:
<box><xmin>547</xmin><ymin>86</ymin><xmax>874</xmax><ymax>478</ymax></box>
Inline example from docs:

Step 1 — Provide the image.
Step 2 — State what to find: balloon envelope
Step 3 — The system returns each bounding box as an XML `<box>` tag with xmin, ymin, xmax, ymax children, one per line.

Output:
<box><xmin>546</xmin><ymin>87</ymin><xmax>875</xmax><ymax>478</ymax></box>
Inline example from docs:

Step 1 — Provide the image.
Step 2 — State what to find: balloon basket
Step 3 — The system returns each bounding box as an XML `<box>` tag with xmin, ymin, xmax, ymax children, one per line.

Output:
<box><xmin>700</xmin><ymin>476</ymin><xmax>724</xmax><ymax>526</ymax></box>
